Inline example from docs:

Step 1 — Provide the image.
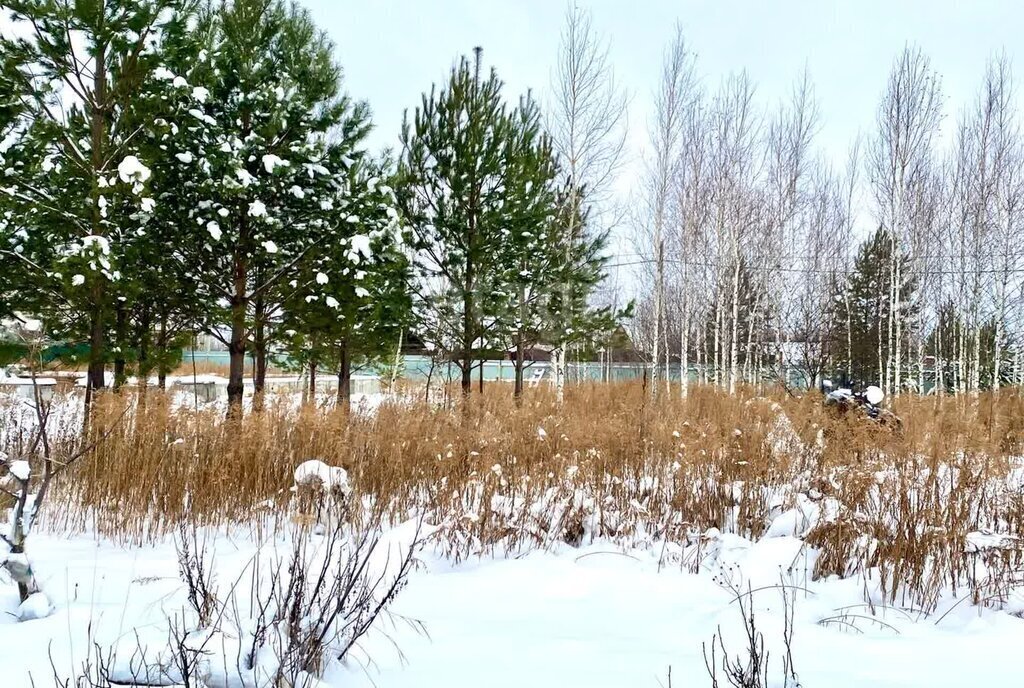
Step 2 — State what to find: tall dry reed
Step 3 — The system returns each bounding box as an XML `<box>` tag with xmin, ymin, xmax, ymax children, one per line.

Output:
<box><xmin>5</xmin><ymin>383</ymin><xmax>1024</xmax><ymax>611</ymax></box>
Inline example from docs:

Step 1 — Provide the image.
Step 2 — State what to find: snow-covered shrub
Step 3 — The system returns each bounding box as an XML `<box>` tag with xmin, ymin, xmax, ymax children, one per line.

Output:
<box><xmin>85</xmin><ymin>519</ymin><xmax>425</xmax><ymax>688</ymax></box>
<box><xmin>244</xmin><ymin>519</ymin><xmax>425</xmax><ymax>686</ymax></box>
<box><xmin>292</xmin><ymin>459</ymin><xmax>352</xmax><ymax>527</ymax></box>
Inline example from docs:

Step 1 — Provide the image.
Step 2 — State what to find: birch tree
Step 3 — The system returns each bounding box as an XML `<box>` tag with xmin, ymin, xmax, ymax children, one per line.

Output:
<box><xmin>547</xmin><ymin>2</ymin><xmax>627</xmax><ymax>403</ymax></box>
<box><xmin>672</xmin><ymin>89</ymin><xmax>710</xmax><ymax>397</ymax></box>
<box><xmin>709</xmin><ymin>72</ymin><xmax>760</xmax><ymax>393</ymax></box>
<box><xmin>764</xmin><ymin>71</ymin><xmax>818</xmax><ymax>386</ymax></box>
<box><xmin>643</xmin><ymin>25</ymin><xmax>695</xmax><ymax>397</ymax></box>
<box><xmin>868</xmin><ymin>46</ymin><xmax>942</xmax><ymax>394</ymax></box>
<box><xmin>983</xmin><ymin>54</ymin><xmax>1022</xmax><ymax>391</ymax></box>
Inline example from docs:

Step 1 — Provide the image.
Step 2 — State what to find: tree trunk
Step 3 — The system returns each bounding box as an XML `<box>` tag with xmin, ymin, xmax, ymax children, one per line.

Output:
<box><xmin>651</xmin><ymin>234</ymin><xmax>664</xmax><ymax>399</ymax></box>
<box><xmin>514</xmin><ymin>282</ymin><xmax>527</xmax><ymax>403</ymax></box>
<box><xmin>137</xmin><ymin>309</ymin><xmax>151</xmax><ymax>403</ymax></box>
<box><xmin>227</xmin><ymin>247</ymin><xmax>248</xmax><ymax>416</ymax></box>
<box><xmin>390</xmin><ymin>329</ymin><xmax>403</xmax><ymax>393</ymax></box>
<box><xmin>514</xmin><ymin>334</ymin><xmax>525</xmax><ymax>404</ymax></box>
<box><xmin>157</xmin><ymin>315</ymin><xmax>168</xmax><ymax>390</ymax></box>
<box><xmin>877</xmin><ymin>287</ymin><xmax>886</xmax><ymax>389</ymax></box>
<box><xmin>84</xmin><ymin>41</ymin><xmax>109</xmax><ymax>412</ymax></box>
<box><xmin>1013</xmin><ymin>345</ymin><xmax>1021</xmax><ymax>388</ymax></box>
<box><xmin>461</xmin><ymin>289</ymin><xmax>473</xmax><ymax>398</ymax></box>
<box><xmin>227</xmin><ymin>313</ymin><xmax>246</xmax><ymax>416</ymax></box>
<box><xmin>252</xmin><ymin>298</ymin><xmax>267</xmax><ymax>412</ymax></box>
<box><xmin>337</xmin><ymin>340</ymin><xmax>351</xmax><ymax>413</ymax></box>
<box><xmin>554</xmin><ymin>346</ymin><xmax>565</xmax><ymax>403</ymax></box>
<box><xmin>845</xmin><ymin>288</ymin><xmax>853</xmax><ymax>383</ymax></box>
<box><xmin>308</xmin><ymin>360</ymin><xmax>317</xmax><ymax>405</ymax></box>
<box><xmin>680</xmin><ymin>307</ymin><xmax>690</xmax><ymax>399</ymax></box>
<box><xmin>113</xmin><ymin>303</ymin><xmax>128</xmax><ymax>390</ymax></box>
<box><xmin>713</xmin><ymin>296</ymin><xmax>723</xmax><ymax>388</ymax></box>
<box><xmin>893</xmin><ymin>255</ymin><xmax>903</xmax><ymax>394</ymax></box>
<box><xmin>728</xmin><ymin>258</ymin><xmax>741</xmax><ymax>394</ymax></box>
<box><xmin>85</xmin><ymin>301</ymin><xmax>106</xmax><ymax>409</ymax></box>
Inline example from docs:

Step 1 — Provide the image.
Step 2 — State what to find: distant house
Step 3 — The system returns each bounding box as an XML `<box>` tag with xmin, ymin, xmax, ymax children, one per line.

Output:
<box><xmin>503</xmin><ymin>343</ymin><xmax>555</xmax><ymax>362</ymax></box>
<box><xmin>601</xmin><ymin>326</ymin><xmax>644</xmax><ymax>363</ymax></box>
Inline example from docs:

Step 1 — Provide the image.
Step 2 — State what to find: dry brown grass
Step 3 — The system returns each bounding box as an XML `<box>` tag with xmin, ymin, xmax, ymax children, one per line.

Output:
<box><xmin>5</xmin><ymin>382</ymin><xmax>1024</xmax><ymax>612</ymax></box>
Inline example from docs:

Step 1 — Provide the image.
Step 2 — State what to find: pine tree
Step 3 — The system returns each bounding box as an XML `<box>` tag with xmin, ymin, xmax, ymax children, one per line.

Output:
<box><xmin>0</xmin><ymin>0</ymin><xmax>194</xmax><ymax>404</ymax></box>
<box><xmin>926</xmin><ymin>301</ymin><xmax>1015</xmax><ymax>393</ymax></box>
<box><xmin>829</xmin><ymin>227</ymin><xmax>917</xmax><ymax>388</ymax></box>
<box><xmin>490</xmin><ymin>95</ymin><xmax>559</xmax><ymax>400</ymax></box>
<box><xmin>499</xmin><ymin>176</ymin><xmax>620</xmax><ymax>400</ymax></box>
<box><xmin>141</xmin><ymin>0</ymin><xmax>371</xmax><ymax>415</ymax></box>
<box><xmin>278</xmin><ymin>157</ymin><xmax>412</xmax><ymax>412</ymax></box>
<box><xmin>399</xmin><ymin>49</ymin><xmax>570</xmax><ymax>398</ymax></box>
<box><xmin>0</xmin><ymin>60</ymin><xmax>31</xmax><ymax>321</ymax></box>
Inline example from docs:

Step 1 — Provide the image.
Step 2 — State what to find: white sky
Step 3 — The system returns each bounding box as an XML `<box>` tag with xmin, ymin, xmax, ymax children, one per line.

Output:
<box><xmin>299</xmin><ymin>0</ymin><xmax>1024</xmax><ymax>287</ymax></box>
<box><xmin>301</xmin><ymin>0</ymin><xmax>1022</xmax><ymax>163</ymax></box>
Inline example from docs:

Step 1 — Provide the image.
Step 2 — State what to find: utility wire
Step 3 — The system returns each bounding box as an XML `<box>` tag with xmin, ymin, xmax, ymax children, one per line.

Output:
<box><xmin>605</xmin><ymin>256</ymin><xmax>1024</xmax><ymax>277</ymax></box>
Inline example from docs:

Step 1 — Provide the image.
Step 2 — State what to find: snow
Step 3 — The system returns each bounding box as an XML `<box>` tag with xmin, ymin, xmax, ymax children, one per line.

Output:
<box><xmin>262</xmin><ymin>154</ymin><xmax>289</xmax><ymax>173</ymax></box>
<box><xmin>192</xmin><ymin>86</ymin><xmax>210</xmax><ymax>102</ymax></box>
<box><xmin>16</xmin><ymin>593</ymin><xmax>51</xmax><ymax>621</ymax></box>
<box><xmin>293</xmin><ymin>459</ymin><xmax>350</xmax><ymax>493</ymax></box>
<box><xmin>355</xmin><ymin>287</ymin><xmax>370</xmax><ymax>298</ymax></box>
<box><xmin>236</xmin><ymin>168</ymin><xmax>255</xmax><ymax>186</ymax></box>
<box><xmin>325</xmin><ymin>296</ymin><xmax>340</xmax><ymax>308</ymax></box>
<box><xmin>249</xmin><ymin>199</ymin><xmax>267</xmax><ymax>217</ymax></box>
<box><xmin>8</xmin><ymin>460</ymin><xmax>29</xmax><ymax>481</ymax></box>
<box><xmin>262</xmin><ymin>239</ymin><xmax>278</xmax><ymax>253</ymax></box>
<box><xmin>14</xmin><ymin>315</ymin><xmax>42</xmax><ymax>332</ymax></box>
<box><xmin>206</xmin><ymin>221</ymin><xmax>222</xmax><ymax>240</ymax></box>
<box><xmin>80</xmin><ymin>234</ymin><xmax>111</xmax><ymax>255</ymax></box>
<box><xmin>175</xmin><ymin>151</ymin><xmax>194</xmax><ymax>164</ymax></box>
<box><xmin>2</xmin><ymin>530</ymin><xmax>1024</xmax><ymax>687</ymax></box>
<box><xmin>348</xmin><ymin>234</ymin><xmax>372</xmax><ymax>262</ymax></box>
<box><xmin>71</xmin><ymin>274</ymin><xmax>84</xmax><ymax>286</ymax></box>
<box><xmin>117</xmin><ymin>155</ymin><xmax>151</xmax><ymax>184</ymax></box>
<box><xmin>0</xmin><ymin>374</ymin><xmax>57</xmax><ymax>387</ymax></box>
<box><xmin>316</xmin><ymin>271</ymin><xmax>329</xmax><ymax>285</ymax></box>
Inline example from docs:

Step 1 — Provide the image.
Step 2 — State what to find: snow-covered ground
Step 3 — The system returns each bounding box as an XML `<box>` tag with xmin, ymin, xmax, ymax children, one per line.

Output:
<box><xmin>3</xmin><ymin>390</ymin><xmax>1024</xmax><ymax>686</ymax></box>
<box><xmin>3</xmin><ymin>526</ymin><xmax>1023</xmax><ymax>688</ymax></box>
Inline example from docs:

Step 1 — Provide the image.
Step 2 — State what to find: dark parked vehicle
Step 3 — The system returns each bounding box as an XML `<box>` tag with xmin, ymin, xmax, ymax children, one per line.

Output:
<box><xmin>822</xmin><ymin>380</ymin><xmax>903</xmax><ymax>429</ymax></box>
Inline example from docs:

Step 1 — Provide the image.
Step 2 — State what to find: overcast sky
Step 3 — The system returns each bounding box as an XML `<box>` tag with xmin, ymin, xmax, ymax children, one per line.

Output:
<box><xmin>300</xmin><ymin>0</ymin><xmax>1022</xmax><ymax>162</ymax></box>
<box><xmin>298</xmin><ymin>0</ymin><xmax>1023</xmax><ymax>277</ymax></box>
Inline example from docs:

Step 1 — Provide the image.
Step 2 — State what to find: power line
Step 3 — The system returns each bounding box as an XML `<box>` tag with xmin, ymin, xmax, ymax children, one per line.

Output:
<box><xmin>604</xmin><ymin>256</ymin><xmax>1024</xmax><ymax>277</ymax></box>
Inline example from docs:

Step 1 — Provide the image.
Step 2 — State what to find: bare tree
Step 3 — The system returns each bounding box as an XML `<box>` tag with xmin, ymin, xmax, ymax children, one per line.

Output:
<box><xmin>547</xmin><ymin>3</ymin><xmax>628</xmax><ymax>403</ymax></box>
<box><xmin>708</xmin><ymin>72</ymin><xmax>761</xmax><ymax>393</ymax></box>
<box><xmin>672</xmin><ymin>90</ymin><xmax>711</xmax><ymax>397</ymax></box>
<box><xmin>868</xmin><ymin>46</ymin><xmax>943</xmax><ymax>394</ymax></box>
<box><xmin>840</xmin><ymin>135</ymin><xmax>863</xmax><ymax>384</ymax></box>
<box><xmin>641</xmin><ymin>25</ymin><xmax>696</xmax><ymax>398</ymax></box>
<box><xmin>984</xmin><ymin>54</ymin><xmax>1023</xmax><ymax>391</ymax></box>
<box><xmin>763</xmin><ymin>69</ymin><xmax>820</xmax><ymax>388</ymax></box>
<box><xmin>792</xmin><ymin>162</ymin><xmax>848</xmax><ymax>388</ymax></box>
